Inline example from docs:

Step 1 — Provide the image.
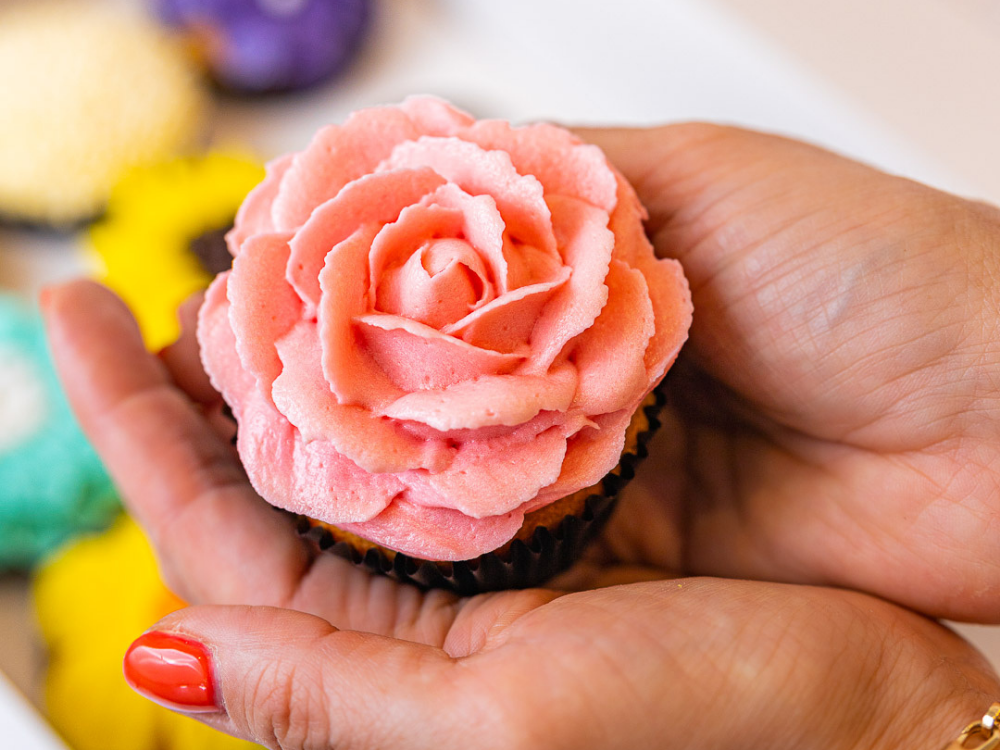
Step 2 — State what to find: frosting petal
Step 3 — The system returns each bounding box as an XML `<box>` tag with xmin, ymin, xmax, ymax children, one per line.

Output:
<box><xmin>423</xmin><ymin>183</ymin><xmax>507</xmax><ymax>292</ymax></box>
<box><xmin>527</xmin><ymin>195</ymin><xmax>613</xmax><ymax>371</ymax></box>
<box><xmin>316</xmin><ymin>224</ymin><xmax>403</xmax><ymax>409</ymax></box>
<box><xmin>227</xmin><ymin>231</ymin><xmax>301</xmax><ymax>393</ymax></box>
<box><xmin>272</xmin><ymin>106</ymin><xmax>423</xmax><ymax>230</ymax></box>
<box><xmin>524</xmin><ymin>408</ymin><xmax>632</xmax><ymax>513</ymax></box>
<box><xmin>377</xmin><ymin>240</ymin><xmax>488</xmax><ymax>329</ymax></box>
<box><xmin>401</xmin><ymin>426</ymin><xmax>568</xmax><ymax>518</ymax></box>
<box><xmin>290</xmin><ymin>168</ymin><xmax>446</xmax><ymax>312</ymax></box>
<box><xmin>571</xmin><ymin>259</ymin><xmax>654</xmax><ymax>414</ymax></box>
<box><xmin>367</xmin><ymin>202</ymin><xmax>465</xmax><ymax>306</ymax></box>
<box><xmin>355</xmin><ymin>313</ymin><xmax>524</xmax><ymax>392</ymax></box>
<box><xmin>201</xmin><ymin>282</ymin><xmax>410</xmax><ymax>523</ymax></box>
<box><xmin>238</xmin><ymin>392</ymin><xmax>406</xmax><ymax>524</ymax></box>
<box><xmin>464</xmin><ymin>120</ymin><xmax>618</xmax><ymax>213</ymax></box>
<box><xmin>608</xmin><ymin>177</ymin><xmax>693</xmax><ymax>381</ymax></box>
<box><xmin>272</xmin><ymin>321</ymin><xmax>451</xmax><ymax>474</ymax></box>
<box><xmin>443</xmin><ymin>266</ymin><xmax>570</xmax><ymax>353</ymax></box>
<box><xmin>398</xmin><ymin>95</ymin><xmax>476</xmax><ymax>136</ymax></box>
<box><xmin>227</xmin><ymin>153</ymin><xmax>294</xmax><ymax>255</ymax></box>
<box><xmin>380</xmin><ymin>136</ymin><xmax>557</xmax><ymax>256</ymax></box>
<box><xmin>503</xmin><ymin>235</ymin><xmax>564</xmax><ymax>290</ymax></box>
<box><xmin>382</xmin><ymin>363</ymin><xmax>577</xmax><ymax>431</ymax></box>
<box><xmin>198</xmin><ymin>272</ymin><xmax>256</xmax><ymax>407</ymax></box>
<box><xmin>338</xmin><ymin>496</ymin><xmax>525</xmax><ymax>561</ymax></box>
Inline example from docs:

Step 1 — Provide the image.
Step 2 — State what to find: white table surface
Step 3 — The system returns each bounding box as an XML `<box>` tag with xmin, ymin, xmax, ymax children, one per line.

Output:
<box><xmin>0</xmin><ymin>670</ymin><xmax>68</xmax><ymax>750</ymax></box>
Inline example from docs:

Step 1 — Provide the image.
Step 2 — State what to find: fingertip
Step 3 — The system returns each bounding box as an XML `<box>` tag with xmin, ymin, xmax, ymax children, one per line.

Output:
<box><xmin>153</xmin><ymin>605</ymin><xmax>459</xmax><ymax>749</ymax></box>
<box><xmin>158</xmin><ymin>289</ymin><xmax>220</xmax><ymax>405</ymax></box>
<box><xmin>123</xmin><ymin>628</ymin><xmax>220</xmax><ymax>714</ymax></box>
<box><xmin>39</xmin><ymin>279</ymin><xmax>92</xmax><ymax>322</ymax></box>
<box><xmin>42</xmin><ymin>279</ymin><xmax>140</xmax><ymax>345</ymax></box>
<box><xmin>43</xmin><ymin>279</ymin><xmax>145</xmax><ymax>352</ymax></box>
<box><xmin>42</xmin><ymin>280</ymin><xmax>171</xmax><ymax>441</ymax></box>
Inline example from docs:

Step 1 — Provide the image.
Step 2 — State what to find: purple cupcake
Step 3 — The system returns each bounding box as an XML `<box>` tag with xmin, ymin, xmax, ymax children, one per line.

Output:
<box><xmin>157</xmin><ymin>0</ymin><xmax>372</xmax><ymax>94</ymax></box>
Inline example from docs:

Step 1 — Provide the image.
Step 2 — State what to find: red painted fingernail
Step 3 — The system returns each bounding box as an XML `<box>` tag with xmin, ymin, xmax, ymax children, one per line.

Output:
<box><xmin>123</xmin><ymin>631</ymin><xmax>219</xmax><ymax>713</ymax></box>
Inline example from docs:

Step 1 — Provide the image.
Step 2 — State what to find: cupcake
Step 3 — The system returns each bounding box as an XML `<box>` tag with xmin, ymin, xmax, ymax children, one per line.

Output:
<box><xmin>0</xmin><ymin>2</ymin><xmax>206</xmax><ymax>227</ymax></box>
<box><xmin>0</xmin><ymin>295</ymin><xmax>119</xmax><ymax>569</ymax></box>
<box><xmin>156</xmin><ymin>0</ymin><xmax>372</xmax><ymax>95</ymax></box>
<box><xmin>89</xmin><ymin>152</ymin><xmax>265</xmax><ymax>351</ymax></box>
<box><xmin>197</xmin><ymin>97</ymin><xmax>692</xmax><ymax>593</ymax></box>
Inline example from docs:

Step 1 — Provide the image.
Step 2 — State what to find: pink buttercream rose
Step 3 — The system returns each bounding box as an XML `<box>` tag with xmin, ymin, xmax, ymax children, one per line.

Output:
<box><xmin>198</xmin><ymin>97</ymin><xmax>692</xmax><ymax>561</ymax></box>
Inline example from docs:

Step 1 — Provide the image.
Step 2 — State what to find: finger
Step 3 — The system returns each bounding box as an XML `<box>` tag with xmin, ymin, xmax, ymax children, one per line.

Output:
<box><xmin>158</xmin><ymin>291</ymin><xmax>238</xmax><ymax>444</ymax></box>
<box><xmin>574</xmin><ymin>123</ymin><xmax>868</xmax><ymax>266</ymax></box>
<box><xmin>574</xmin><ymin>126</ymin><xmax>1000</xmax><ymax>620</ymax></box>
<box><xmin>158</xmin><ymin>291</ymin><xmax>220</xmax><ymax>406</ymax></box>
<box><xmin>123</xmin><ymin>605</ymin><xmax>494</xmax><ymax>750</ymax></box>
<box><xmin>41</xmin><ymin>280</ymin><xmax>487</xmax><ymax>643</ymax></box>
<box><xmin>578</xmin><ymin>124</ymin><xmax>997</xmax><ymax>451</ymax></box>
<box><xmin>41</xmin><ymin>280</ymin><xmax>312</xmax><ymax>605</ymax></box>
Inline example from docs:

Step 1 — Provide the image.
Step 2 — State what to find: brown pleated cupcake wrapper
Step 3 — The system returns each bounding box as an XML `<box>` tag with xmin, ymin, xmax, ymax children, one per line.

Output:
<box><xmin>290</xmin><ymin>387</ymin><xmax>666</xmax><ymax>596</ymax></box>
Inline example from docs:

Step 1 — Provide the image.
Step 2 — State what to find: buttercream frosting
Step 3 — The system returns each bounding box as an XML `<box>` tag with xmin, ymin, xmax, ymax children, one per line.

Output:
<box><xmin>156</xmin><ymin>0</ymin><xmax>371</xmax><ymax>94</ymax></box>
<box><xmin>0</xmin><ymin>2</ymin><xmax>205</xmax><ymax>225</ymax></box>
<box><xmin>198</xmin><ymin>97</ymin><xmax>692</xmax><ymax>561</ymax></box>
<box><xmin>0</xmin><ymin>296</ymin><xmax>119</xmax><ymax>569</ymax></box>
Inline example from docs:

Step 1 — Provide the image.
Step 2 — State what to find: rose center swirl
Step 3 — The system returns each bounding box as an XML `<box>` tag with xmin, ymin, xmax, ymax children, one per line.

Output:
<box><xmin>375</xmin><ymin>238</ymin><xmax>493</xmax><ymax>329</ymax></box>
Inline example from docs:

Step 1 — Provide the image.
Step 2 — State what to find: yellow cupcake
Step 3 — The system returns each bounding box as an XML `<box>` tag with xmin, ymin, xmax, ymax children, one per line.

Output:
<box><xmin>89</xmin><ymin>152</ymin><xmax>265</xmax><ymax>350</ymax></box>
<box><xmin>33</xmin><ymin>517</ymin><xmax>261</xmax><ymax>750</ymax></box>
<box><xmin>0</xmin><ymin>2</ymin><xmax>207</xmax><ymax>226</ymax></box>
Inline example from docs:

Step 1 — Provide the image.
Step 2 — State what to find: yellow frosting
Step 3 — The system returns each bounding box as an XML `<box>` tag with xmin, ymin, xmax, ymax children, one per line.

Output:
<box><xmin>89</xmin><ymin>152</ymin><xmax>265</xmax><ymax>351</ymax></box>
<box><xmin>33</xmin><ymin>517</ymin><xmax>261</xmax><ymax>750</ymax></box>
<box><xmin>0</xmin><ymin>3</ymin><xmax>207</xmax><ymax>225</ymax></box>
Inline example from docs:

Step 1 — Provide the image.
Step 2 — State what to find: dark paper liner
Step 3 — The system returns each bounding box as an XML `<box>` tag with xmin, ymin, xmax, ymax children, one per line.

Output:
<box><xmin>0</xmin><ymin>211</ymin><xmax>101</xmax><ymax>233</ymax></box>
<box><xmin>291</xmin><ymin>388</ymin><xmax>666</xmax><ymax>596</ymax></box>
<box><xmin>189</xmin><ymin>224</ymin><xmax>235</xmax><ymax>276</ymax></box>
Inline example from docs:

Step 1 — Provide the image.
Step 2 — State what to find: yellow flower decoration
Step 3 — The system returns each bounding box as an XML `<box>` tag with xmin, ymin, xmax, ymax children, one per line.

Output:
<box><xmin>33</xmin><ymin>517</ymin><xmax>261</xmax><ymax>750</ymax></box>
<box><xmin>89</xmin><ymin>152</ymin><xmax>265</xmax><ymax>351</ymax></box>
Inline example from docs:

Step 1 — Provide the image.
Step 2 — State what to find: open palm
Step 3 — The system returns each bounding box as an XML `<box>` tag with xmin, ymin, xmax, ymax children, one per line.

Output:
<box><xmin>575</xmin><ymin>125</ymin><xmax>1000</xmax><ymax>621</ymax></box>
<box><xmin>43</xmin><ymin>124</ymin><xmax>1000</xmax><ymax>749</ymax></box>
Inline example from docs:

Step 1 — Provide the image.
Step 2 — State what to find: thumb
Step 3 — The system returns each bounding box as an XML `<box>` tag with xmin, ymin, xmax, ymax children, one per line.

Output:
<box><xmin>123</xmin><ymin>605</ymin><xmax>485</xmax><ymax>750</ymax></box>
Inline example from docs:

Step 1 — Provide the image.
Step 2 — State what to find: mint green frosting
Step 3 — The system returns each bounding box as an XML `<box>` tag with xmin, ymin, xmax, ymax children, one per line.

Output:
<box><xmin>0</xmin><ymin>296</ymin><xmax>120</xmax><ymax>569</ymax></box>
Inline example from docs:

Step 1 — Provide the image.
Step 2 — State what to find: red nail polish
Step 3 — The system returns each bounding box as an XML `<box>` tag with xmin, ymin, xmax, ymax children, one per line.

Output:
<box><xmin>123</xmin><ymin>631</ymin><xmax>218</xmax><ymax>713</ymax></box>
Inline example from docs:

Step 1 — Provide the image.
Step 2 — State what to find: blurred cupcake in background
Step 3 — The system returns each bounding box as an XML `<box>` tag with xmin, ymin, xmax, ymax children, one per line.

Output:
<box><xmin>34</xmin><ymin>516</ymin><xmax>262</xmax><ymax>750</ymax></box>
<box><xmin>89</xmin><ymin>152</ymin><xmax>265</xmax><ymax>351</ymax></box>
<box><xmin>0</xmin><ymin>2</ymin><xmax>207</xmax><ymax>228</ymax></box>
<box><xmin>0</xmin><ymin>295</ymin><xmax>120</xmax><ymax>570</ymax></box>
<box><xmin>157</xmin><ymin>0</ymin><xmax>373</xmax><ymax>95</ymax></box>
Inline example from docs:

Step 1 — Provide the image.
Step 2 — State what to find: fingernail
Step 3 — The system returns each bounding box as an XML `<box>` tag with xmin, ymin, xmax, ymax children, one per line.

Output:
<box><xmin>123</xmin><ymin>631</ymin><xmax>219</xmax><ymax>713</ymax></box>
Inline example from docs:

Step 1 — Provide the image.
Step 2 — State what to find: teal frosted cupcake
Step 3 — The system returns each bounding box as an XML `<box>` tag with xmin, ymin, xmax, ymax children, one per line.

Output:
<box><xmin>0</xmin><ymin>295</ymin><xmax>119</xmax><ymax>569</ymax></box>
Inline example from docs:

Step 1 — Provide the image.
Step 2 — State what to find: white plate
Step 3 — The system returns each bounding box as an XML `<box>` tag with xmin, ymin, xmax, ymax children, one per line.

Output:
<box><xmin>0</xmin><ymin>672</ymin><xmax>68</xmax><ymax>750</ymax></box>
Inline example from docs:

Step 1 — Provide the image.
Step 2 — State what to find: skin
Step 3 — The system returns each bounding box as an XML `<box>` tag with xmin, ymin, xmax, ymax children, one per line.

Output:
<box><xmin>43</xmin><ymin>124</ymin><xmax>1000</xmax><ymax>749</ymax></box>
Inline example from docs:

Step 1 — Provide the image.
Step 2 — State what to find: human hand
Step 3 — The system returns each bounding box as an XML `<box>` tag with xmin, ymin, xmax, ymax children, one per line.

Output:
<box><xmin>32</xmin><ymin>280</ymin><xmax>1000</xmax><ymax>748</ymax></box>
<box><xmin>572</xmin><ymin>124</ymin><xmax>1000</xmax><ymax>622</ymax></box>
<box><xmin>41</xmin><ymin>121</ymin><xmax>1000</xmax><ymax>749</ymax></box>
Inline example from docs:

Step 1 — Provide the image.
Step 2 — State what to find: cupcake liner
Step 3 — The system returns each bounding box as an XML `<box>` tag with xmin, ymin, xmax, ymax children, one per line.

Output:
<box><xmin>188</xmin><ymin>225</ymin><xmax>235</xmax><ymax>276</ymax></box>
<box><xmin>291</xmin><ymin>387</ymin><xmax>666</xmax><ymax>596</ymax></box>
